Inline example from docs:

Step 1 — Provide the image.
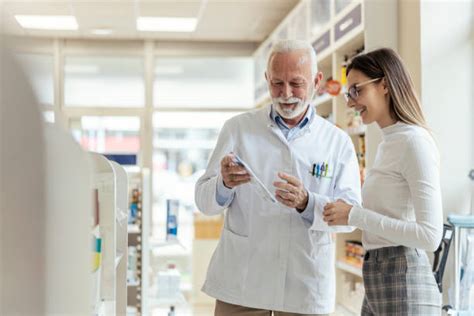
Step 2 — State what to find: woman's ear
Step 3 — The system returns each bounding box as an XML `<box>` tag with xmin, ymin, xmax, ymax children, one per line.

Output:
<box><xmin>381</xmin><ymin>77</ymin><xmax>389</xmax><ymax>94</ymax></box>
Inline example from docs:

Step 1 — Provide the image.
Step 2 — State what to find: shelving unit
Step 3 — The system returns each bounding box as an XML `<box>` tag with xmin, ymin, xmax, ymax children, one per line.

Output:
<box><xmin>2</xmin><ymin>53</ymin><xmax>135</xmax><ymax>316</ymax></box>
<box><xmin>336</xmin><ymin>260</ymin><xmax>363</xmax><ymax>278</ymax></box>
<box><xmin>127</xmin><ymin>168</ymin><xmax>151</xmax><ymax>316</ymax></box>
<box><xmin>252</xmin><ymin>0</ymin><xmax>398</xmax><ymax>312</ymax></box>
<box><xmin>90</xmin><ymin>153</ymin><xmax>129</xmax><ymax>316</ymax></box>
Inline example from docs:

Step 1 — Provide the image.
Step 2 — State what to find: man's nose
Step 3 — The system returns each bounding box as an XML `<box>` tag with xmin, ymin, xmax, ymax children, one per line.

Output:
<box><xmin>281</xmin><ymin>84</ymin><xmax>293</xmax><ymax>99</ymax></box>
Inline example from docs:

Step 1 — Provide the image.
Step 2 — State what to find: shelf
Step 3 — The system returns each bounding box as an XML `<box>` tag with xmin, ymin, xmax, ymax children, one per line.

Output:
<box><xmin>127</xmin><ymin>280</ymin><xmax>140</xmax><ymax>287</ymax></box>
<box><xmin>93</xmin><ymin>172</ymin><xmax>114</xmax><ymax>183</ymax></box>
<box><xmin>336</xmin><ymin>260</ymin><xmax>363</xmax><ymax>278</ymax></box>
<box><xmin>317</xmin><ymin>49</ymin><xmax>333</xmax><ymax>68</ymax></box>
<box><xmin>96</xmin><ymin>300</ymin><xmax>116</xmax><ymax>316</ymax></box>
<box><xmin>340</xmin><ymin>300</ymin><xmax>361</xmax><ymax>316</ymax></box>
<box><xmin>333</xmin><ymin>0</ymin><xmax>363</xmax><ymax>23</ymax></box>
<box><xmin>334</xmin><ymin>27</ymin><xmax>365</xmax><ymax>55</ymax></box>
<box><xmin>150</xmin><ymin>238</ymin><xmax>185</xmax><ymax>248</ymax></box>
<box><xmin>314</xmin><ymin>94</ymin><xmax>332</xmax><ymax>107</ymax></box>
<box><xmin>151</xmin><ymin>242</ymin><xmax>190</xmax><ymax>257</ymax></box>
<box><xmin>128</xmin><ymin>224</ymin><xmax>140</xmax><ymax>234</ymax></box>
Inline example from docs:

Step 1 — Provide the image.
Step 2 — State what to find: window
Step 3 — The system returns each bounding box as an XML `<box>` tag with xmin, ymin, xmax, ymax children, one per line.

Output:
<box><xmin>64</xmin><ymin>56</ymin><xmax>144</xmax><ymax>107</ymax></box>
<box><xmin>70</xmin><ymin>116</ymin><xmax>140</xmax><ymax>155</ymax></box>
<box><xmin>154</xmin><ymin>57</ymin><xmax>254</xmax><ymax>109</ymax></box>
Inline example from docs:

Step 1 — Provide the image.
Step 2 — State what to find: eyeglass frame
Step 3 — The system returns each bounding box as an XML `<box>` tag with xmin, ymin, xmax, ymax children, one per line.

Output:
<box><xmin>343</xmin><ymin>77</ymin><xmax>384</xmax><ymax>102</ymax></box>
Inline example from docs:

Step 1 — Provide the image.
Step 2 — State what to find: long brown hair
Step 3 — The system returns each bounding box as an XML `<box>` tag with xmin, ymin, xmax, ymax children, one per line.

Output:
<box><xmin>346</xmin><ymin>48</ymin><xmax>427</xmax><ymax>128</ymax></box>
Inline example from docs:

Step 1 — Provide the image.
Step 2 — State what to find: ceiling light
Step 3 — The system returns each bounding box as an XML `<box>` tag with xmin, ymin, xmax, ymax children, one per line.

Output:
<box><xmin>15</xmin><ymin>15</ymin><xmax>78</xmax><ymax>30</ymax></box>
<box><xmin>137</xmin><ymin>17</ymin><xmax>197</xmax><ymax>32</ymax></box>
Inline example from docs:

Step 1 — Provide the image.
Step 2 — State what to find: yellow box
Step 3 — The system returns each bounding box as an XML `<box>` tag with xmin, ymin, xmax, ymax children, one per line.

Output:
<box><xmin>194</xmin><ymin>214</ymin><xmax>224</xmax><ymax>240</ymax></box>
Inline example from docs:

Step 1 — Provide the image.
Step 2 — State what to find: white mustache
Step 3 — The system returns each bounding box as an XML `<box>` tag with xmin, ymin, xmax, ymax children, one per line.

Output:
<box><xmin>275</xmin><ymin>97</ymin><xmax>302</xmax><ymax>104</ymax></box>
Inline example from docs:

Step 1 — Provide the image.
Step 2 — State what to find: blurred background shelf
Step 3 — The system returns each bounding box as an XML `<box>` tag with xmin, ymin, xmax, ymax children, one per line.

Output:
<box><xmin>336</xmin><ymin>260</ymin><xmax>363</xmax><ymax>278</ymax></box>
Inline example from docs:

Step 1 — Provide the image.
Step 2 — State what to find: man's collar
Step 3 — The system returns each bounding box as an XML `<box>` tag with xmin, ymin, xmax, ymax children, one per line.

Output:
<box><xmin>270</xmin><ymin>104</ymin><xmax>314</xmax><ymax>129</ymax></box>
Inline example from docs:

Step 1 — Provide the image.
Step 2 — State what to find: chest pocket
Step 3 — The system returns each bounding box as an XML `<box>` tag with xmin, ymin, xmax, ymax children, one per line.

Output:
<box><xmin>303</xmin><ymin>159</ymin><xmax>336</xmax><ymax>195</ymax></box>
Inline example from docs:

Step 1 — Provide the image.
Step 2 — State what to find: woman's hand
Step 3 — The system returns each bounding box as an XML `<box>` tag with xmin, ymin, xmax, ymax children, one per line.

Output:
<box><xmin>323</xmin><ymin>200</ymin><xmax>353</xmax><ymax>225</ymax></box>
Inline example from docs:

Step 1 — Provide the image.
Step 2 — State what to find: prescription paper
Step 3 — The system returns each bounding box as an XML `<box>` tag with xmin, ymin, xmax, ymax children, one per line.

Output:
<box><xmin>233</xmin><ymin>154</ymin><xmax>277</xmax><ymax>204</ymax></box>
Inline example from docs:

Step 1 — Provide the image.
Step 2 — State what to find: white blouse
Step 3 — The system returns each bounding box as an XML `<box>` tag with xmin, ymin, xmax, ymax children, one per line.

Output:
<box><xmin>348</xmin><ymin>122</ymin><xmax>443</xmax><ymax>251</ymax></box>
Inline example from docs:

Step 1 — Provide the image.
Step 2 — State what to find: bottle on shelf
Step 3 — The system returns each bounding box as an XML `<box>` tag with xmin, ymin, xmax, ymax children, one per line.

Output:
<box><xmin>129</xmin><ymin>187</ymin><xmax>141</xmax><ymax>224</ymax></box>
<box><xmin>341</xmin><ymin>55</ymin><xmax>348</xmax><ymax>86</ymax></box>
<box><xmin>166</xmin><ymin>199</ymin><xmax>179</xmax><ymax>241</ymax></box>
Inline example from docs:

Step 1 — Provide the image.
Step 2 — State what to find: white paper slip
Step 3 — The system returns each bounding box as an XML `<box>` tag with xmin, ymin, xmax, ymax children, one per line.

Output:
<box><xmin>233</xmin><ymin>154</ymin><xmax>277</xmax><ymax>204</ymax></box>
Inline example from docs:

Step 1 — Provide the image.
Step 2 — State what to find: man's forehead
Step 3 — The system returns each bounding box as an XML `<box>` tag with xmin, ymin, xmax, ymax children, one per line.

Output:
<box><xmin>268</xmin><ymin>53</ymin><xmax>312</xmax><ymax>78</ymax></box>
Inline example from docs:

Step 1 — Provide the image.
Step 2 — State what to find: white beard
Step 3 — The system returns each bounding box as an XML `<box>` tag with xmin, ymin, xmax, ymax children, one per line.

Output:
<box><xmin>273</xmin><ymin>97</ymin><xmax>307</xmax><ymax>119</ymax></box>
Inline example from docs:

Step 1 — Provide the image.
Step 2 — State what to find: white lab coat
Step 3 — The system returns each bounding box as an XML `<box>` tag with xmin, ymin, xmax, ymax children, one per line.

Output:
<box><xmin>195</xmin><ymin>105</ymin><xmax>361</xmax><ymax>314</ymax></box>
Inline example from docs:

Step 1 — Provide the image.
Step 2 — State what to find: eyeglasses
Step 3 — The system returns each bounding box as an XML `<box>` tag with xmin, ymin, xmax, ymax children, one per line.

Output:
<box><xmin>343</xmin><ymin>77</ymin><xmax>383</xmax><ymax>102</ymax></box>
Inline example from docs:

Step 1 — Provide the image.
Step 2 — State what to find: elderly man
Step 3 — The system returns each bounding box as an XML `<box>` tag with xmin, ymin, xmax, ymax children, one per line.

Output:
<box><xmin>195</xmin><ymin>39</ymin><xmax>361</xmax><ymax>315</ymax></box>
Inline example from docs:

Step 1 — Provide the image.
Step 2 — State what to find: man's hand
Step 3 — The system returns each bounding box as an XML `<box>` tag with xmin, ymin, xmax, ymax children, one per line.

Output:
<box><xmin>323</xmin><ymin>200</ymin><xmax>352</xmax><ymax>225</ymax></box>
<box><xmin>220</xmin><ymin>154</ymin><xmax>251</xmax><ymax>189</ymax></box>
<box><xmin>273</xmin><ymin>172</ymin><xmax>308</xmax><ymax>211</ymax></box>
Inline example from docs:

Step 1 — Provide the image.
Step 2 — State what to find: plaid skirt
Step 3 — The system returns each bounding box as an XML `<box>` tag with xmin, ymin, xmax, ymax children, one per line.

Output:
<box><xmin>361</xmin><ymin>246</ymin><xmax>441</xmax><ymax>315</ymax></box>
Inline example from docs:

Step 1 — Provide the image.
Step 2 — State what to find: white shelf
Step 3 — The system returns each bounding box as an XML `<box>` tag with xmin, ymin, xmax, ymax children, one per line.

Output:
<box><xmin>314</xmin><ymin>94</ymin><xmax>332</xmax><ymax>106</ymax></box>
<box><xmin>148</xmin><ymin>291</ymin><xmax>188</xmax><ymax>308</ymax></box>
<box><xmin>333</xmin><ymin>0</ymin><xmax>363</xmax><ymax>23</ymax></box>
<box><xmin>317</xmin><ymin>49</ymin><xmax>333</xmax><ymax>67</ymax></box>
<box><xmin>336</xmin><ymin>260</ymin><xmax>363</xmax><ymax>278</ymax></box>
<box><xmin>97</xmin><ymin>300</ymin><xmax>116</xmax><ymax>316</ymax></box>
<box><xmin>128</xmin><ymin>224</ymin><xmax>140</xmax><ymax>234</ymax></box>
<box><xmin>151</xmin><ymin>242</ymin><xmax>190</xmax><ymax>257</ymax></box>
<box><xmin>149</xmin><ymin>238</ymin><xmax>183</xmax><ymax>248</ymax></box>
<box><xmin>90</xmin><ymin>154</ymin><xmax>129</xmax><ymax>316</ymax></box>
<box><xmin>127</xmin><ymin>280</ymin><xmax>140</xmax><ymax>287</ymax></box>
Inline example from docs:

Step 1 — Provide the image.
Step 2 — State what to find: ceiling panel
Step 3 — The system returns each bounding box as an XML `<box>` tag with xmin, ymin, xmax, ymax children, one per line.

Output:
<box><xmin>2</xmin><ymin>0</ymin><xmax>300</xmax><ymax>42</ymax></box>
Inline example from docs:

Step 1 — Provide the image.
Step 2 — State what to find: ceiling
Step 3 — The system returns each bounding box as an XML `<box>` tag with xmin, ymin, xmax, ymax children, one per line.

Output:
<box><xmin>1</xmin><ymin>0</ymin><xmax>300</xmax><ymax>43</ymax></box>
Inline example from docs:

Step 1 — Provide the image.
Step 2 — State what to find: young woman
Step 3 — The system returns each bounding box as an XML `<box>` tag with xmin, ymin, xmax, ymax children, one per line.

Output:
<box><xmin>323</xmin><ymin>48</ymin><xmax>443</xmax><ymax>315</ymax></box>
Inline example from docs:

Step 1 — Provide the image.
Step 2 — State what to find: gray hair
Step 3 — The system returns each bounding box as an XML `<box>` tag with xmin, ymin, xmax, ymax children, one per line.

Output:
<box><xmin>266</xmin><ymin>39</ymin><xmax>318</xmax><ymax>79</ymax></box>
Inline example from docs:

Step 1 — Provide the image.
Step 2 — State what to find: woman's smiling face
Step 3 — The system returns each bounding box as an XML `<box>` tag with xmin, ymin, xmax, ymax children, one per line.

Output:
<box><xmin>346</xmin><ymin>69</ymin><xmax>390</xmax><ymax>126</ymax></box>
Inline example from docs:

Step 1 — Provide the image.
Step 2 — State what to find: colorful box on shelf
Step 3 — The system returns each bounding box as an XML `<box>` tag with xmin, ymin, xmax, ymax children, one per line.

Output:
<box><xmin>129</xmin><ymin>187</ymin><xmax>141</xmax><ymax>224</ymax></box>
<box><xmin>166</xmin><ymin>199</ymin><xmax>179</xmax><ymax>240</ymax></box>
<box><xmin>194</xmin><ymin>214</ymin><xmax>224</xmax><ymax>240</ymax></box>
<box><xmin>345</xmin><ymin>240</ymin><xmax>365</xmax><ymax>268</ymax></box>
<box><xmin>92</xmin><ymin>236</ymin><xmax>102</xmax><ymax>272</ymax></box>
